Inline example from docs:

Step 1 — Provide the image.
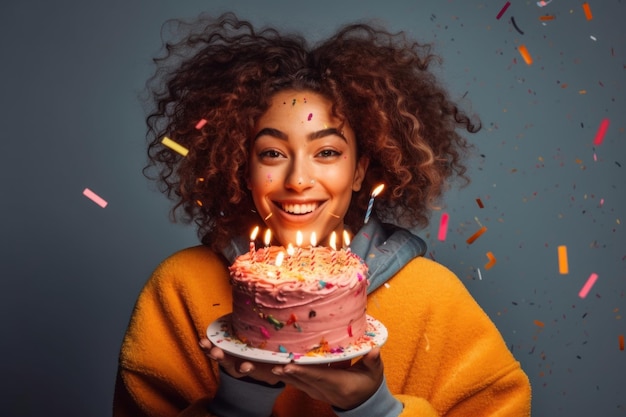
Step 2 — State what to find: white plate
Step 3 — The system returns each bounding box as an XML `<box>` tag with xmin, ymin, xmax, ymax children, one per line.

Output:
<box><xmin>206</xmin><ymin>313</ymin><xmax>387</xmax><ymax>364</ymax></box>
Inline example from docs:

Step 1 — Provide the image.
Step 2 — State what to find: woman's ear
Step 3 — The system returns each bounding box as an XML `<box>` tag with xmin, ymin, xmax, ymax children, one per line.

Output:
<box><xmin>352</xmin><ymin>156</ymin><xmax>370</xmax><ymax>192</ymax></box>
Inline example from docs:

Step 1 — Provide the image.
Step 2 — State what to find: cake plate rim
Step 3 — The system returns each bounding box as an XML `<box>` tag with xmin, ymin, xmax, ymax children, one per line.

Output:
<box><xmin>206</xmin><ymin>313</ymin><xmax>387</xmax><ymax>365</ymax></box>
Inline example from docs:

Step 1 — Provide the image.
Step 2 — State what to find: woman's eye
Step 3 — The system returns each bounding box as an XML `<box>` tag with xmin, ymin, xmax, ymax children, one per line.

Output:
<box><xmin>317</xmin><ymin>149</ymin><xmax>341</xmax><ymax>158</ymax></box>
<box><xmin>259</xmin><ymin>149</ymin><xmax>283</xmax><ymax>159</ymax></box>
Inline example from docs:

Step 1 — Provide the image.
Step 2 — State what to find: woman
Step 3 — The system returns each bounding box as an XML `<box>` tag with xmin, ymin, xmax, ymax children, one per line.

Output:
<box><xmin>114</xmin><ymin>13</ymin><xmax>531</xmax><ymax>416</ymax></box>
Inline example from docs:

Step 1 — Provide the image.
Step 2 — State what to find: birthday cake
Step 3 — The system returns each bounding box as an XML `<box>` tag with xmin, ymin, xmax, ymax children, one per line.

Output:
<box><xmin>229</xmin><ymin>246</ymin><xmax>369</xmax><ymax>354</ymax></box>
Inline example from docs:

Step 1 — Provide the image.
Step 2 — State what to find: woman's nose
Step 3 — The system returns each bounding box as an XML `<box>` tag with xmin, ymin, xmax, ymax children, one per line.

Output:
<box><xmin>285</xmin><ymin>159</ymin><xmax>314</xmax><ymax>192</ymax></box>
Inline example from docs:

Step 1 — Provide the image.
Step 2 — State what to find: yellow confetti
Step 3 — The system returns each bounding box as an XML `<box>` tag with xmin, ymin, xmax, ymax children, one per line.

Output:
<box><xmin>161</xmin><ymin>136</ymin><xmax>189</xmax><ymax>156</ymax></box>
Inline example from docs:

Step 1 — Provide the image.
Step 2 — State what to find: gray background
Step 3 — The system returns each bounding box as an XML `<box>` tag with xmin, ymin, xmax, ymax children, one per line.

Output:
<box><xmin>1</xmin><ymin>0</ymin><xmax>624</xmax><ymax>415</ymax></box>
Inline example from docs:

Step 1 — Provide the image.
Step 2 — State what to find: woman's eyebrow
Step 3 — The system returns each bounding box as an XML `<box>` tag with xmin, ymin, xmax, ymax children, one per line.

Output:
<box><xmin>308</xmin><ymin>127</ymin><xmax>347</xmax><ymax>142</ymax></box>
<box><xmin>253</xmin><ymin>127</ymin><xmax>287</xmax><ymax>141</ymax></box>
<box><xmin>253</xmin><ymin>127</ymin><xmax>347</xmax><ymax>142</ymax></box>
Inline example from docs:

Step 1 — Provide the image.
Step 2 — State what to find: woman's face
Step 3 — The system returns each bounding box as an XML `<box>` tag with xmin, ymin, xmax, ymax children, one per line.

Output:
<box><xmin>248</xmin><ymin>90</ymin><xmax>368</xmax><ymax>247</ymax></box>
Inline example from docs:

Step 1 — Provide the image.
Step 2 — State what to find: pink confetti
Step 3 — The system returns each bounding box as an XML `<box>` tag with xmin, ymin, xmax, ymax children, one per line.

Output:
<box><xmin>195</xmin><ymin>118</ymin><xmax>208</xmax><ymax>129</ymax></box>
<box><xmin>260</xmin><ymin>326</ymin><xmax>271</xmax><ymax>339</ymax></box>
<box><xmin>82</xmin><ymin>188</ymin><xmax>108</xmax><ymax>208</ymax></box>
<box><xmin>307</xmin><ymin>113</ymin><xmax>313</xmax><ymax>121</ymax></box>
<box><xmin>496</xmin><ymin>1</ymin><xmax>511</xmax><ymax>20</ymax></box>
<box><xmin>438</xmin><ymin>212</ymin><xmax>449</xmax><ymax>241</ymax></box>
<box><xmin>593</xmin><ymin>118</ymin><xmax>610</xmax><ymax>146</ymax></box>
<box><xmin>578</xmin><ymin>273</ymin><xmax>599</xmax><ymax>298</ymax></box>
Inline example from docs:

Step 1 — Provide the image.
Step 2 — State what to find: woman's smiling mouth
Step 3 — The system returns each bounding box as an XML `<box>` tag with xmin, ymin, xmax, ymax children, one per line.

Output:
<box><xmin>276</xmin><ymin>201</ymin><xmax>321</xmax><ymax>215</ymax></box>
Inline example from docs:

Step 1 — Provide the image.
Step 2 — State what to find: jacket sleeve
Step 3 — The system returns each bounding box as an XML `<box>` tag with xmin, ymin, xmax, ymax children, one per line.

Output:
<box><xmin>368</xmin><ymin>257</ymin><xmax>531</xmax><ymax>416</ymax></box>
<box><xmin>113</xmin><ymin>247</ymin><xmax>283</xmax><ymax>417</ymax></box>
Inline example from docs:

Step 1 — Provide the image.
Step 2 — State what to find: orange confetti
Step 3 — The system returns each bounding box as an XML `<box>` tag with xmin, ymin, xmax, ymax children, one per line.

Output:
<box><xmin>476</xmin><ymin>198</ymin><xmax>484</xmax><ymax>208</ymax></box>
<box><xmin>582</xmin><ymin>2</ymin><xmax>593</xmax><ymax>20</ymax></box>
<box><xmin>485</xmin><ymin>251</ymin><xmax>497</xmax><ymax>270</ymax></box>
<box><xmin>534</xmin><ymin>320</ymin><xmax>545</xmax><ymax>328</ymax></box>
<box><xmin>558</xmin><ymin>245</ymin><xmax>569</xmax><ymax>274</ymax></box>
<box><xmin>539</xmin><ymin>15</ymin><xmax>555</xmax><ymax>21</ymax></box>
<box><xmin>619</xmin><ymin>335</ymin><xmax>625</xmax><ymax>351</ymax></box>
<box><xmin>466</xmin><ymin>226</ymin><xmax>487</xmax><ymax>244</ymax></box>
<box><xmin>195</xmin><ymin>118</ymin><xmax>208</xmax><ymax>129</ymax></box>
<box><xmin>518</xmin><ymin>44</ymin><xmax>533</xmax><ymax>65</ymax></box>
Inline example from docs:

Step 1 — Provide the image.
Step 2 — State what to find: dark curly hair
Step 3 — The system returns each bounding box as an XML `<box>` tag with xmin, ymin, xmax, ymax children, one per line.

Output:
<box><xmin>143</xmin><ymin>12</ymin><xmax>480</xmax><ymax>253</ymax></box>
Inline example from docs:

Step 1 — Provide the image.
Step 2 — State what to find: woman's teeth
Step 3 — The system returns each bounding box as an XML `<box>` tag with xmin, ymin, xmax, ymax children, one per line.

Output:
<box><xmin>281</xmin><ymin>203</ymin><xmax>317</xmax><ymax>214</ymax></box>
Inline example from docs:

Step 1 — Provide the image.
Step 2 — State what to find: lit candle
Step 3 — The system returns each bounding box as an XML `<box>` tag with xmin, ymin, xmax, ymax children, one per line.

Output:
<box><xmin>343</xmin><ymin>230</ymin><xmax>351</xmax><ymax>251</ymax></box>
<box><xmin>310</xmin><ymin>232</ymin><xmax>317</xmax><ymax>265</ymax></box>
<box><xmin>329</xmin><ymin>231</ymin><xmax>337</xmax><ymax>264</ymax></box>
<box><xmin>296</xmin><ymin>230</ymin><xmax>303</xmax><ymax>261</ymax></box>
<box><xmin>364</xmin><ymin>183</ymin><xmax>385</xmax><ymax>224</ymax></box>
<box><xmin>275</xmin><ymin>251</ymin><xmax>285</xmax><ymax>267</ymax></box>
<box><xmin>250</xmin><ymin>226</ymin><xmax>259</xmax><ymax>259</ymax></box>
<box><xmin>286</xmin><ymin>243</ymin><xmax>295</xmax><ymax>268</ymax></box>
<box><xmin>263</xmin><ymin>229</ymin><xmax>272</xmax><ymax>263</ymax></box>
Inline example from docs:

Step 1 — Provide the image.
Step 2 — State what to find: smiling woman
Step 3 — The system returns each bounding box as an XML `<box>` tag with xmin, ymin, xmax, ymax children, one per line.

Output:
<box><xmin>248</xmin><ymin>90</ymin><xmax>367</xmax><ymax>248</ymax></box>
<box><xmin>114</xmin><ymin>12</ymin><xmax>531</xmax><ymax>417</ymax></box>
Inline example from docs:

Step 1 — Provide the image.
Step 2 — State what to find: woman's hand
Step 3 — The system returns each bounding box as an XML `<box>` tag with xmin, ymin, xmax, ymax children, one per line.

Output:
<box><xmin>271</xmin><ymin>347</ymin><xmax>385</xmax><ymax>410</ymax></box>
<box><xmin>199</xmin><ymin>338</ymin><xmax>283</xmax><ymax>385</ymax></box>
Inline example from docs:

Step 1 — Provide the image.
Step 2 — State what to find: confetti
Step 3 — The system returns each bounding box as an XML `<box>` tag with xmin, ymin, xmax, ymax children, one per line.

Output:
<box><xmin>307</xmin><ymin>113</ymin><xmax>313</xmax><ymax>121</ymax></box>
<box><xmin>82</xmin><ymin>188</ymin><xmax>108</xmax><ymax>208</ymax></box>
<box><xmin>477</xmin><ymin>268</ymin><xmax>483</xmax><ymax>280</ymax></box>
<box><xmin>590</xmin><ymin>35</ymin><xmax>597</xmax><ymax>41</ymax></box>
<box><xmin>558</xmin><ymin>245</ymin><xmax>569</xmax><ymax>274</ymax></box>
<box><xmin>511</xmin><ymin>16</ymin><xmax>524</xmax><ymax>35</ymax></box>
<box><xmin>518</xmin><ymin>44</ymin><xmax>533</xmax><ymax>65</ymax></box>
<box><xmin>582</xmin><ymin>2</ymin><xmax>593</xmax><ymax>20</ymax></box>
<box><xmin>578</xmin><ymin>273</ymin><xmax>599</xmax><ymax>298</ymax></box>
<box><xmin>476</xmin><ymin>198</ymin><xmax>484</xmax><ymax>208</ymax></box>
<box><xmin>466</xmin><ymin>226</ymin><xmax>487</xmax><ymax>244</ymax></box>
<box><xmin>195</xmin><ymin>118</ymin><xmax>208</xmax><ymax>129</ymax></box>
<box><xmin>496</xmin><ymin>1</ymin><xmax>511</xmax><ymax>20</ymax></box>
<box><xmin>536</xmin><ymin>0</ymin><xmax>552</xmax><ymax>6</ymax></box>
<box><xmin>161</xmin><ymin>136</ymin><xmax>189</xmax><ymax>156</ymax></box>
<box><xmin>592</xmin><ymin>118</ymin><xmax>610</xmax><ymax>146</ymax></box>
<box><xmin>438</xmin><ymin>212</ymin><xmax>449</xmax><ymax>241</ymax></box>
<box><xmin>619</xmin><ymin>335</ymin><xmax>625</xmax><ymax>351</ymax></box>
<box><xmin>539</xmin><ymin>15</ymin><xmax>555</xmax><ymax>21</ymax></box>
<box><xmin>534</xmin><ymin>319</ymin><xmax>545</xmax><ymax>328</ymax></box>
<box><xmin>485</xmin><ymin>251</ymin><xmax>497</xmax><ymax>270</ymax></box>
<box><xmin>474</xmin><ymin>216</ymin><xmax>483</xmax><ymax>228</ymax></box>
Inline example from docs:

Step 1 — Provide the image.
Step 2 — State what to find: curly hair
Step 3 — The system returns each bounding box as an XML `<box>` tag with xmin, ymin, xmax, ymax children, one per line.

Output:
<box><xmin>143</xmin><ymin>12</ymin><xmax>480</xmax><ymax>253</ymax></box>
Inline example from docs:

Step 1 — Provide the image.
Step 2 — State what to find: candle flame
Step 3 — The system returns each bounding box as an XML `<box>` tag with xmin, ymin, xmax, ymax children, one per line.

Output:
<box><xmin>296</xmin><ymin>230</ymin><xmax>303</xmax><ymax>247</ymax></box>
<box><xmin>264</xmin><ymin>229</ymin><xmax>272</xmax><ymax>246</ymax></box>
<box><xmin>343</xmin><ymin>230</ymin><xmax>351</xmax><ymax>247</ymax></box>
<box><xmin>329</xmin><ymin>231</ymin><xmax>337</xmax><ymax>251</ymax></box>
<box><xmin>250</xmin><ymin>226</ymin><xmax>260</xmax><ymax>241</ymax></box>
<box><xmin>275</xmin><ymin>251</ymin><xmax>285</xmax><ymax>267</ymax></box>
<box><xmin>310</xmin><ymin>231</ymin><xmax>317</xmax><ymax>247</ymax></box>
<box><xmin>287</xmin><ymin>243</ymin><xmax>295</xmax><ymax>256</ymax></box>
<box><xmin>371</xmin><ymin>183</ymin><xmax>385</xmax><ymax>197</ymax></box>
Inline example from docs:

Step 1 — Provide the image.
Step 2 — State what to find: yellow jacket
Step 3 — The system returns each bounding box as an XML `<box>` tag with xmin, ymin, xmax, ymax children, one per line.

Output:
<box><xmin>114</xmin><ymin>245</ymin><xmax>531</xmax><ymax>416</ymax></box>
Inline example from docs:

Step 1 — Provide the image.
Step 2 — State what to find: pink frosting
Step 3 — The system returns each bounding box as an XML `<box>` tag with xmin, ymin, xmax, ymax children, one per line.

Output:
<box><xmin>229</xmin><ymin>246</ymin><xmax>369</xmax><ymax>353</ymax></box>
